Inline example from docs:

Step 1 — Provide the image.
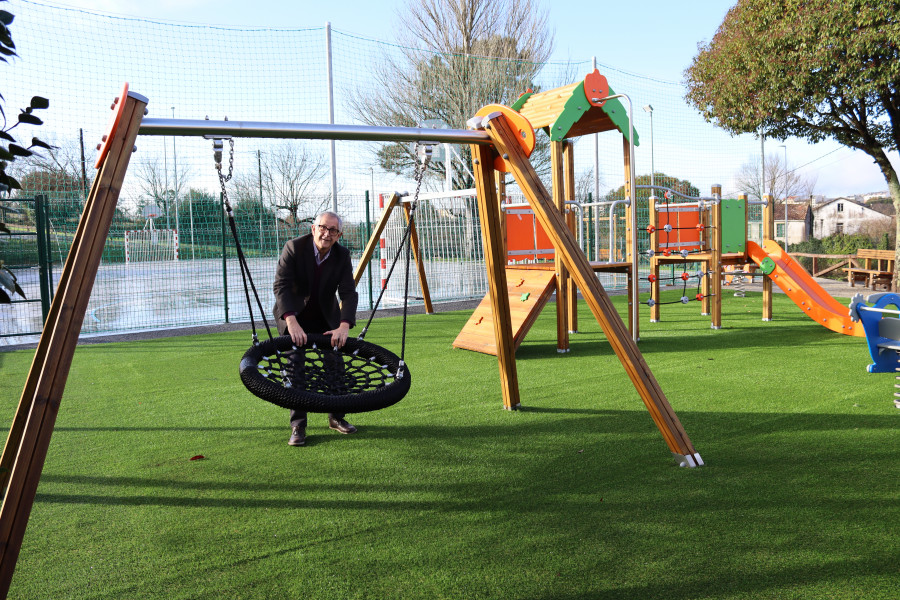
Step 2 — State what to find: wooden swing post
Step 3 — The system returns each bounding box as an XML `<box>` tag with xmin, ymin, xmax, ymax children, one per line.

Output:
<box><xmin>469</xmin><ymin>141</ymin><xmax>521</xmax><ymax>409</ymax></box>
<box><xmin>353</xmin><ymin>191</ymin><xmax>434</xmax><ymax>313</ymax></box>
<box><xmin>353</xmin><ymin>192</ymin><xmax>401</xmax><ymax>286</ymax></box>
<box><xmin>0</xmin><ymin>89</ymin><xmax>148</xmax><ymax>597</ymax></box>
<box><xmin>762</xmin><ymin>194</ymin><xmax>774</xmax><ymax>321</ymax></box>
<box><xmin>402</xmin><ymin>201</ymin><xmax>433</xmax><ymax>314</ymax></box>
<box><xmin>563</xmin><ymin>141</ymin><xmax>579</xmax><ymax>335</ymax></box>
<box><xmin>551</xmin><ymin>140</ymin><xmax>570</xmax><ymax>353</ymax></box>
<box><xmin>477</xmin><ymin>110</ymin><xmax>701</xmax><ymax>464</ymax></box>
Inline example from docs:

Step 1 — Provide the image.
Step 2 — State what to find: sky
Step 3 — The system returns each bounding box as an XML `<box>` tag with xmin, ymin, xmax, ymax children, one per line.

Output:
<box><xmin>32</xmin><ymin>0</ymin><xmax>899</xmax><ymax>198</ymax></box>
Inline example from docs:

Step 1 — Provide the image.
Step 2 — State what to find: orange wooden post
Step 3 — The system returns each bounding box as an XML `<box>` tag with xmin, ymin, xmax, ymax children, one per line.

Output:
<box><xmin>495</xmin><ymin>171</ymin><xmax>507</xmax><ymax>258</ymax></box>
<box><xmin>649</xmin><ymin>195</ymin><xmax>661</xmax><ymax>323</ymax></box>
<box><xmin>402</xmin><ymin>201</ymin><xmax>434</xmax><ymax>314</ymax></box>
<box><xmin>353</xmin><ymin>192</ymin><xmax>401</xmax><ymax>286</ymax></box>
<box><xmin>0</xmin><ymin>90</ymin><xmax>148</xmax><ymax>597</ymax></box>
<box><xmin>699</xmin><ymin>197</ymin><xmax>712</xmax><ymax>316</ymax></box>
<box><xmin>481</xmin><ymin>111</ymin><xmax>701</xmax><ymax>465</ymax></box>
<box><xmin>710</xmin><ymin>185</ymin><xmax>723</xmax><ymax>329</ymax></box>
<box><xmin>551</xmin><ymin>140</ymin><xmax>570</xmax><ymax>352</ymax></box>
<box><xmin>563</xmin><ymin>141</ymin><xmax>578</xmax><ymax>334</ymax></box>
<box><xmin>622</xmin><ymin>136</ymin><xmax>639</xmax><ymax>341</ymax></box>
<box><xmin>762</xmin><ymin>193</ymin><xmax>774</xmax><ymax>321</ymax></box>
<box><xmin>470</xmin><ymin>139</ymin><xmax>521</xmax><ymax>409</ymax></box>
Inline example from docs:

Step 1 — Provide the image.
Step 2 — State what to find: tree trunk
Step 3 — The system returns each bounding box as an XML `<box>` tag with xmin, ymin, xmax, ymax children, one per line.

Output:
<box><xmin>873</xmin><ymin>151</ymin><xmax>900</xmax><ymax>292</ymax></box>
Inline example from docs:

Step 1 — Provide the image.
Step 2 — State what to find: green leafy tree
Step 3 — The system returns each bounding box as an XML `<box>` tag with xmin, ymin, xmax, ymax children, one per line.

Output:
<box><xmin>605</xmin><ymin>173</ymin><xmax>700</xmax><ymax>204</ymax></box>
<box><xmin>604</xmin><ymin>173</ymin><xmax>700</xmax><ymax>259</ymax></box>
<box><xmin>0</xmin><ymin>0</ymin><xmax>50</xmax><ymax>302</ymax></box>
<box><xmin>684</xmin><ymin>0</ymin><xmax>900</xmax><ymax>287</ymax></box>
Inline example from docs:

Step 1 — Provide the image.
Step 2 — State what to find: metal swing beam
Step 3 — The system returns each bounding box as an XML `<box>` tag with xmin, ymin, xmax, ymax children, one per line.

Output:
<box><xmin>139</xmin><ymin>118</ymin><xmax>494</xmax><ymax>145</ymax></box>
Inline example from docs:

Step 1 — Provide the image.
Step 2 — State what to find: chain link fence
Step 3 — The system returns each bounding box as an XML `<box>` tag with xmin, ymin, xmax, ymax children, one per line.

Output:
<box><xmin>1</xmin><ymin>0</ymin><xmax>764</xmax><ymax>344</ymax></box>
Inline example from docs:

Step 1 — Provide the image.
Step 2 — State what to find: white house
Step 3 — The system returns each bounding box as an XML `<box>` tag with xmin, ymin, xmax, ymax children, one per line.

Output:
<box><xmin>812</xmin><ymin>197</ymin><xmax>893</xmax><ymax>238</ymax></box>
<box><xmin>750</xmin><ymin>203</ymin><xmax>811</xmax><ymax>247</ymax></box>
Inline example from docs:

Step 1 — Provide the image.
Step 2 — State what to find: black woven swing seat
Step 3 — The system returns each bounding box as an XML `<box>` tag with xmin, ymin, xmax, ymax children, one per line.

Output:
<box><xmin>239</xmin><ymin>333</ymin><xmax>410</xmax><ymax>413</ymax></box>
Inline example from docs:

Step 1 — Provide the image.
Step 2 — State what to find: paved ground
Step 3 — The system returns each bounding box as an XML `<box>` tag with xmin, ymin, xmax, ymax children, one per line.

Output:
<box><xmin>0</xmin><ymin>274</ymin><xmax>875</xmax><ymax>352</ymax></box>
<box><xmin>0</xmin><ymin>299</ymin><xmax>485</xmax><ymax>351</ymax></box>
<box><xmin>739</xmin><ymin>273</ymin><xmax>868</xmax><ymax>300</ymax></box>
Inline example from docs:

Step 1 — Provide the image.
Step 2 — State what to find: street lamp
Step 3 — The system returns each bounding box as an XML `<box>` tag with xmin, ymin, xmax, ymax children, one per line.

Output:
<box><xmin>642</xmin><ymin>105</ymin><xmax>654</xmax><ymax>196</ymax></box>
<box><xmin>780</xmin><ymin>143</ymin><xmax>788</xmax><ymax>251</ymax></box>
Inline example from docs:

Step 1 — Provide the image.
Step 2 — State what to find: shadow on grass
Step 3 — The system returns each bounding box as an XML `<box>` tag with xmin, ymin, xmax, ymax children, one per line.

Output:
<box><xmin>530</xmin><ymin>556</ymin><xmax>897</xmax><ymax>600</ymax></box>
<box><xmin>54</xmin><ymin>425</ymin><xmax>284</xmax><ymax>432</ymax></box>
<box><xmin>512</xmin><ymin>322</ymin><xmax>850</xmax><ymax>361</ymax></box>
<box><xmin>38</xmin><ymin>409</ymin><xmax>897</xmax><ymax>506</ymax></box>
<box><xmin>28</xmin><ymin>406</ymin><xmax>899</xmax><ymax>598</ymax></box>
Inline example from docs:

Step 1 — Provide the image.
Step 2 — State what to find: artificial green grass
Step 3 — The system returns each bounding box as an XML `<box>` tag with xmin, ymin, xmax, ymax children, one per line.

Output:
<box><xmin>0</xmin><ymin>291</ymin><xmax>897</xmax><ymax>599</ymax></box>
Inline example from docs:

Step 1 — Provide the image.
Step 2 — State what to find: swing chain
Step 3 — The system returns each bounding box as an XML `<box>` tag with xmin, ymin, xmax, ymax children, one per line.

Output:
<box><xmin>356</xmin><ymin>139</ymin><xmax>431</xmax><ymax>362</ymax></box>
<box><xmin>410</xmin><ymin>140</ymin><xmax>431</xmax><ymax>210</ymax></box>
<box><xmin>212</xmin><ymin>136</ymin><xmax>235</xmax><ymax>214</ymax></box>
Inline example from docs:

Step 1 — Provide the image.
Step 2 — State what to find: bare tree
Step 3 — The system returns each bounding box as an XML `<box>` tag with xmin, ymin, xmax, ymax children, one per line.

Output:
<box><xmin>133</xmin><ymin>158</ymin><xmax>192</xmax><ymax>227</ymax></box>
<box><xmin>352</xmin><ymin>0</ymin><xmax>559</xmax><ymax>189</ymax></box>
<box><xmin>574</xmin><ymin>168</ymin><xmax>602</xmax><ymax>202</ymax></box>
<box><xmin>10</xmin><ymin>138</ymin><xmax>86</xmax><ymax>201</ymax></box>
<box><xmin>246</xmin><ymin>142</ymin><xmax>330</xmax><ymax>225</ymax></box>
<box><xmin>734</xmin><ymin>152</ymin><xmax>817</xmax><ymax>203</ymax></box>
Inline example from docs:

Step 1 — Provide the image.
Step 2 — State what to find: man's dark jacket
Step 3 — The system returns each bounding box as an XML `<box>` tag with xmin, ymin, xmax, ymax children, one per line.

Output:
<box><xmin>272</xmin><ymin>233</ymin><xmax>358</xmax><ymax>334</ymax></box>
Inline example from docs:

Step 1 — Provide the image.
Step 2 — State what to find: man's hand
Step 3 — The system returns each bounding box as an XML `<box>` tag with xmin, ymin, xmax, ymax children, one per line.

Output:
<box><xmin>324</xmin><ymin>322</ymin><xmax>350</xmax><ymax>349</ymax></box>
<box><xmin>285</xmin><ymin>315</ymin><xmax>307</xmax><ymax>347</ymax></box>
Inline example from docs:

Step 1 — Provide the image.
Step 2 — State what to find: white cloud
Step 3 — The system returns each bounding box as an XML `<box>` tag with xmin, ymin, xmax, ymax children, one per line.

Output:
<box><xmin>812</xmin><ymin>150</ymin><xmax>898</xmax><ymax>198</ymax></box>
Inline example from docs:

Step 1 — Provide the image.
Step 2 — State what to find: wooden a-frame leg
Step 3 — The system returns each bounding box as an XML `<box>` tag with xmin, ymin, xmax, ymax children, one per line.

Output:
<box><xmin>354</xmin><ymin>192</ymin><xmax>401</xmax><ymax>286</ymax></box>
<box><xmin>550</xmin><ymin>141</ymin><xmax>569</xmax><ymax>352</ymax></box>
<box><xmin>0</xmin><ymin>91</ymin><xmax>148</xmax><ymax>596</ymax></box>
<box><xmin>470</xmin><ymin>142</ymin><xmax>520</xmax><ymax>410</ymax></box>
<box><xmin>479</xmin><ymin>111</ymin><xmax>701</xmax><ymax>465</ymax></box>
<box><xmin>403</xmin><ymin>202</ymin><xmax>434</xmax><ymax>314</ymax></box>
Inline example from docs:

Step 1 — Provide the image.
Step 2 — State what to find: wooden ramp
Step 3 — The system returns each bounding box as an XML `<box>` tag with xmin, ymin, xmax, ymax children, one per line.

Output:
<box><xmin>453</xmin><ymin>267</ymin><xmax>556</xmax><ymax>355</ymax></box>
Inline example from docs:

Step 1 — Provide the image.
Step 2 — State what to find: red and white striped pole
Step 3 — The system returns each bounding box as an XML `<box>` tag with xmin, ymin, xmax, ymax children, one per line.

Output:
<box><xmin>379</xmin><ymin>193</ymin><xmax>387</xmax><ymax>290</ymax></box>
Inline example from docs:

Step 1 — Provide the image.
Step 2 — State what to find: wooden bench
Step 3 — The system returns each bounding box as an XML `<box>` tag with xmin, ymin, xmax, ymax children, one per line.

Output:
<box><xmin>846</xmin><ymin>249</ymin><xmax>896</xmax><ymax>290</ymax></box>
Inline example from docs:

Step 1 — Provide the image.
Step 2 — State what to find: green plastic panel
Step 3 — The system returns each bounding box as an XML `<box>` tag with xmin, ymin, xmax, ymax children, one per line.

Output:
<box><xmin>550</xmin><ymin>82</ymin><xmax>591</xmax><ymax>141</ymax></box>
<box><xmin>759</xmin><ymin>256</ymin><xmax>776</xmax><ymax>275</ymax></box>
<box><xmin>720</xmin><ymin>198</ymin><xmax>747</xmax><ymax>254</ymax></box>
<box><xmin>598</xmin><ymin>83</ymin><xmax>639</xmax><ymax>147</ymax></box>
<box><xmin>547</xmin><ymin>82</ymin><xmax>639</xmax><ymax>145</ymax></box>
<box><xmin>510</xmin><ymin>91</ymin><xmax>533</xmax><ymax>112</ymax></box>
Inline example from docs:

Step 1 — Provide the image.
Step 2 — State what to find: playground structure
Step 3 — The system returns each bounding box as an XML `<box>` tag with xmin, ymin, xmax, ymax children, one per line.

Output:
<box><xmin>0</xmin><ymin>77</ymin><xmax>704</xmax><ymax>594</ymax></box>
<box><xmin>453</xmin><ymin>69</ymin><xmax>639</xmax><ymax>355</ymax></box>
<box><xmin>353</xmin><ymin>191</ymin><xmax>435</xmax><ymax>314</ymax></box>
<box><xmin>646</xmin><ymin>185</ymin><xmax>866</xmax><ymax>337</ymax></box>
<box><xmin>849</xmin><ymin>292</ymin><xmax>900</xmax><ymax>409</ymax></box>
<box><xmin>647</xmin><ymin>186</ymin><xmax>724</xmax><ymax>326</ymax></box>
<box><xmin>850</xmin><ymin>292</ymin><xmax>900</xmax><ymax>374</ymax></box>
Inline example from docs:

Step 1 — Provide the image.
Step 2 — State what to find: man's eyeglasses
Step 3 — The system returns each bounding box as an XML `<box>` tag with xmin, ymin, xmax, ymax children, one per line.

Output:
<box><xmin>315</xmin><ymin>224</ymin><xmax>341</xmax><ymax>236</ymax></box>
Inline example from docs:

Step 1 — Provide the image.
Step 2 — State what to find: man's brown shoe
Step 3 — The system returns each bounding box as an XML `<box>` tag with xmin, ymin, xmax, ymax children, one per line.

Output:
<box><xmin>328</xmin><ymin>418</ymin><xmax>357</xmax><ymax>434</ymax></box>
<box><xmin>288</xmin><ymin>426</ymin><xmax>306</xmax><ymax>446</ymax></box>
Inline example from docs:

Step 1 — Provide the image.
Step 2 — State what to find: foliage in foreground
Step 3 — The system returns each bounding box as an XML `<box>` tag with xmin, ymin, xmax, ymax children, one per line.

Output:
<box><xmin>0</xmin><ymin>0</ymin><xmax>50</xmax><ymax>303</ymax></box>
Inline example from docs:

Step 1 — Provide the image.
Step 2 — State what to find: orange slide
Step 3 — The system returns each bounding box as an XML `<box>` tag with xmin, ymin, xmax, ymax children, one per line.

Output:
<box><xmin>746</xmin><ymin>240</ymin><xmax>864</xmax><ymax>337</ymax></box>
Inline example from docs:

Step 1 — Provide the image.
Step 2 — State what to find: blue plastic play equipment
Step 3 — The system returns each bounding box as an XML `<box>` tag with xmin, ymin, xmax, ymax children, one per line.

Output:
<box><xmin>848</xmin><ymin>292</ymin><xmax>900</xmax><ymax>374</ymax></box>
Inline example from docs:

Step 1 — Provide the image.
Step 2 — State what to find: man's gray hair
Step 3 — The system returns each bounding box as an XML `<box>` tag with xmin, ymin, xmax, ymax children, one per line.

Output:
<box><xmin>315</xmin><ymin>211</ymin><xmax>343</xmax><ymax>232</ymax></box>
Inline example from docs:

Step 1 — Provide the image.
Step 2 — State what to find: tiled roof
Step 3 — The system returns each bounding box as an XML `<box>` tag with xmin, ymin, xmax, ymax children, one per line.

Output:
<box><xmin>773</xmin><ymin>204</ymin><xmax>810</xmax><ymax>221</ymax></box>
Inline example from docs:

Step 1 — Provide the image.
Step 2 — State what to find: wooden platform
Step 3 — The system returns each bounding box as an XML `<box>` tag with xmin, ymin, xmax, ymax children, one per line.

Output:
<box><xmin>453</xmin><ymin>262</ymin><xmax>634</xmax><ymax>355</ymax></box>
<box><xmin>508</xmin><ymin>260</ymin><xmax>631</xmax><ymax>273</ymax></box>
<box><xmin>452</xmin><ymin>267</ymin><xmax>557</xmax><ymax>355</ymax></box>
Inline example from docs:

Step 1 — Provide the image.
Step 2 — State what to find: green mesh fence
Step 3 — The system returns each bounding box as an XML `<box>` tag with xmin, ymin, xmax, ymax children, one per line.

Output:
<box><xmin>0</xmin><ymin>0</ymin><xmax>765</xmax><ymax>343</ymax></box>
